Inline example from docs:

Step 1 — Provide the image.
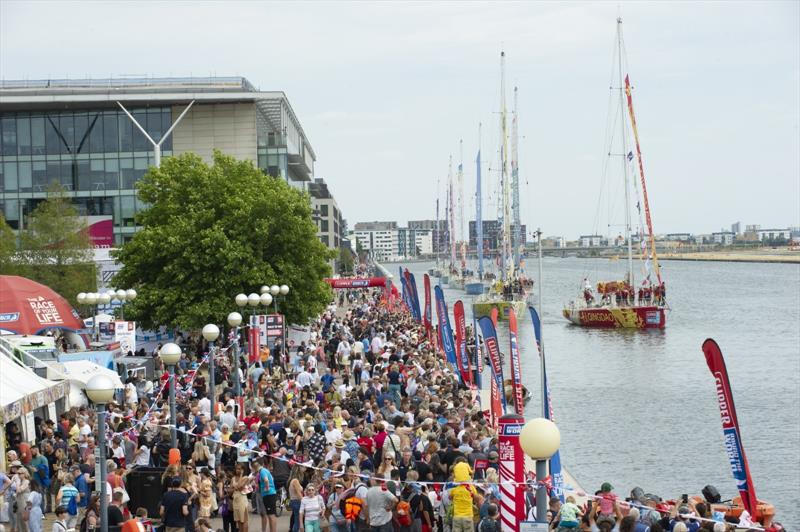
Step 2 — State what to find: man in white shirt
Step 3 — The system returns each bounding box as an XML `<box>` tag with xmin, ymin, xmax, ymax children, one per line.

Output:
<box><xmin>219</xmin><ymin>405</ymin><xmax>237</xmax><ymax>431</ymax></box>
<box><xmin>297</xmin><ymin>368</ymin><xmax>314</xmax><ymax>388</ymax></box>
<box><xmin>370</xmin><ymin>334</ymin><xmax>384</xmax><ymax>355</ymax></box>
<box><xmin>198</xmin><ymin>395</ymin><xmax>211</xmax><ymax>418</ymax></box>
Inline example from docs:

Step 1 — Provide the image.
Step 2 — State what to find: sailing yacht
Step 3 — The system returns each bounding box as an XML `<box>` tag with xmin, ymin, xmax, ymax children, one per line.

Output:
<box><xmin>473</xmin><ymin>52</ymin><xmax>533</xmax><ymax>321</ymax></box>
<box><xmin>563</xmin><ymin>18</ymin><xmax>667</xmax><ymax>330</ymax></box>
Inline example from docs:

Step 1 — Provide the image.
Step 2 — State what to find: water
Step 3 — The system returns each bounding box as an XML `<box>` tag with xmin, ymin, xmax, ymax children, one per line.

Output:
<box><xmin>398</xmin><ymin>258</ymin><xmax>800</xmax><ymax>528</ymax></box>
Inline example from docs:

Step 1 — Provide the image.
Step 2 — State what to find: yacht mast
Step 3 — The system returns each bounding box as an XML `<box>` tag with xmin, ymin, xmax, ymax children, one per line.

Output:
<box><xmin>512</xmin><ymin>85</ymin><xmax>521</xmax><ymax>272</ymax></box>
<box><xmin>500</xmin><ymin>51</ymin><xmax>512</xmax><ymax>282</ymax></box>
<box><xmin>617</xmin><ymin>17</ymin><xmax>634</xmax><ymax>287</ymax></box>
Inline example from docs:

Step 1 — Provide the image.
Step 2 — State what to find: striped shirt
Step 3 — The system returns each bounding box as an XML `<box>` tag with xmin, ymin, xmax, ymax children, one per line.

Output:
<box><xmin>299</xmin><ymin>495</ymin><xmax>325</xmax><ymax>522</ymax></box>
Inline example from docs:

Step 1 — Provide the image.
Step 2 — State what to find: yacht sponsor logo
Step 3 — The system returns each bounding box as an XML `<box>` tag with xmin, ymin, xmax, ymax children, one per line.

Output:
<box><xmin>26</xmin><ymin>297</ymin><xmax>63</xmax><ymax>325</ymax></box>
<box><xmin>0</xmin><ymin>312</ymin><xmax>20</xmax><ymax>323</ymax></box>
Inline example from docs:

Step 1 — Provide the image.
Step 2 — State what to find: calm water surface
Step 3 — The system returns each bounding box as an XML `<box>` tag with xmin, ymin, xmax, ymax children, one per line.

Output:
<box><xmin>397</xmin><ymin>258</ymin><xmax>800</xmax><ymax>528</ymax></box>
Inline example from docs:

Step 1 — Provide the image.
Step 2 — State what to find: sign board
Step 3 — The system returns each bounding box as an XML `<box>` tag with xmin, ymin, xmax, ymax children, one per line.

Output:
<box><xmin>93</xmin><ymin>447</ymin><xmax>102</xmax><ymax>492</ymax></box>
<box><xmin>47</xmin><ymin>403</ymin><xmax>57</xmax><ymax>423</ymax></box>
<box><xmin>114</xmin><ymin>321</ymin><xmax>136</xmax><ymax>354</ymax></box>
<box><xmin>23</xmin><ymin>412</ymin><xmax>36</xmax><ymax>443</ymax></box>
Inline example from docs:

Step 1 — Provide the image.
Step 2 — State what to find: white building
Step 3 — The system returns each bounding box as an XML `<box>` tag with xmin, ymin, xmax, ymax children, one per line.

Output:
<box><xmin>756</xmin><ymin>228</ymin><xmax>791</xmax><ymax>242</ymax></box>
<box><xmin>354</xmin><ymin>221</ymin><xmax>399</xmax><ymax>261</ymax></box>
<box><xmin>579</xmin><ymin>235</ymin><xmax>603</xmax><ymax>247</ymax></box>
<box><xmin>414</xmin><ymin>230</ymin><xmax>433</xmax><ymax>256</ymax></box>
<box><xmin>712</xmin><ymin>231</ymin><xmax>735</xmax><ymax>245</ymax></box>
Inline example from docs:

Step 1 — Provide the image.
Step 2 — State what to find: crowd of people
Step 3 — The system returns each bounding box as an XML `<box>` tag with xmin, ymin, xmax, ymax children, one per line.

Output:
<box><xmin>0</xmin><ymin>270</ymin><xmax>780</xmax><ymax>532</ymax></box>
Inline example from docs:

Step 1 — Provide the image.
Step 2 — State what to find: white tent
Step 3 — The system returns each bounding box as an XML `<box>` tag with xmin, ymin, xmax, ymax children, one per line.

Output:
<box><xmin>60</xmin><ymin>359</ymin><xmax>124</xmax><ymax>388</ymax></box>
<box><xmin>83</xmin><ymin>313</ymin><xmax>114</xmax><ymax>327</ymax></box>
<box><xmin>0</xmin><ymin>355</ymin><xmax>66</xmax><ymax>415</ymax></box>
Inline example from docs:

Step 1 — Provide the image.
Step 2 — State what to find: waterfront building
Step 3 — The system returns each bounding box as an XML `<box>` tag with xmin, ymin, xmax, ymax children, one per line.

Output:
<box><xmin>579</xmin><ymin>235</ymin><xmax>603</xmax><ymax>247</ymax></box>
<box><xmin>0</xmin><ymin>77</ymin><xmax>315</xmax><ymax>244</ymax></box>
<box><xmin>712</xmin><ymin>231</ymin><xmax>735</xmax><ymax>245</ymax></box>
<box><xmin>397</xmin><ymin>227</ymin><xmax>432</xmax><ymax>259</ymax></box>
<box><xmin>408</xmin><ymin>219</ymin><xmax>448</xmax><ymax>254</ymax></box>
<box><xmin>664</xmin><ymin>233</ymin><xmax>693</xmax><ymax>242</ymax></box>
<box><xmin>731</xmin><ymin>221</ymin><xmax>741</xmax><ymax>235</ymax></box>
<box><xmin>756</xmin><ymin>228</ymin><xmax>791</xmax><ymax>243</ymax></box>
<box><xmin>308</xmin><ymin>178</ymin><xmax>347</xmax><ymax>272</ymax></box>
<box><xmin>354</xmin><ymin>221</ymin><xmax>399</xmax><ymax>261</ymax></box>
<box><xmin>468</xmin><ymin>220</ymin><xmax>527</xmax><ymax>251</ymax></box>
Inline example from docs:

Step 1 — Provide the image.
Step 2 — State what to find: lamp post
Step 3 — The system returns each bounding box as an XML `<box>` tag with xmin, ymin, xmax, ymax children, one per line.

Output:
<box><xmin>202</xmin><ymin>324</ymin><xmax>220</xmax><ymax>418</ymax></box>
<box><xmin>85</xmin><ymin>374</ymin><xmax>116</xmax><ymax>532</ymax></box>
<box><xmin>160</xmin><ymin>342</ymin><xmax>182</xmax><ymax>448</ymax></box>
<box><xmin>110</xmin><ymin>288</ymin><xmax>137</xmax><ymax>320</ymax></box>
<box><xmin>235</xmin><ymin>293</ymin><xmax>248</xmax><ymax>352</ymax></box>
<box><xmin>80</xmin><ymin>292</ymin><xmax>99</xmax><ymax>342</ymax></box>
<box><xmin>519</xmin><ymin>418</ymin><xmax>561</xmax><ymax>523</ymax></box>
<box><xmin>227</xmin><ymin>312</ymin><xmax>243</xmax><ymax>402</ymax></box>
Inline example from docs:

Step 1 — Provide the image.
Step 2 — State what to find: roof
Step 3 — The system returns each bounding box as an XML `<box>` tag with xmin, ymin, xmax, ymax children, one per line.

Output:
<box><xmin>0</xmin><ymin>354</ymin><xmax>69</xmax><ymax>420</ymax></box>
<box><xmin>0</xmin><ymin>76</ymin><xmax>315</xmax><ymax>160</ymax></box>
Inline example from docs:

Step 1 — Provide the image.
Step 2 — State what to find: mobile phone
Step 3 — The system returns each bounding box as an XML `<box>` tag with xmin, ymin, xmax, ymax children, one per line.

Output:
<box><xmin>681</xmin><ymin>494</ymin><xmax>688</xmax><ymax>503</ymax></box>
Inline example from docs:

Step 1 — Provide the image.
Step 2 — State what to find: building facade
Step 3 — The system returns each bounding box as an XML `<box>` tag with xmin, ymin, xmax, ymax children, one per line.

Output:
<box><xmin>0</xmin><ymin>77</ymin><xmax>316</xmax><ymax>244</ymax></box>
<box><xmin>712</xmin><ymin>231</ymin><xmax>735</xmax><ymax>245</ymax></box>
<box><xmin>408</xmin><ymin>219</ymin><xmax>447</xmax><ymax>254</ymax></box>
<box><xmin>579</xmin><ymin>235</ymin><xmax>603</xmax><ymax>247</ymax></box>
<box><xmin>468</xmin><ymin>220</ymin><xmax>526</xmax><ymax>251</ymax></box>
<box><xmin>353</xmin><ymin>221</ymin><xmax>399</xmax><ymax>261</ymax></box>
<box><xmin>308</xmin><ymin>178</ymin><xmax>346</xmax><ymax>272</ymax></box>
<box><xmin>756</xmin><ymin>228</ymin><xmax>791</xmax><ymax>242</ymax></box>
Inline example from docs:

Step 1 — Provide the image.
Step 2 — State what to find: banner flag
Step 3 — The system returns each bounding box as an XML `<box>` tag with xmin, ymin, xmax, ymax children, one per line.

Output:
<box><xmin>702</xmin><ymin>339</ymin><xmax>759</xmax><ymax>517</ymax></box>
<box><xmin>399</xmin><ymin>274</ymin><xmax>411</xmax><ymax>312</ymax></box>
<box><xmin>508</xmin><ymin>309</ymin><xmax>524</xmax><ymax>415</ymax></box>
<box><xmin>529</xmin><ymin>305</ymin><xmax>564</xmax><ymax>501</ymax></box>
<box><xmin>423</xmin><ymin>274</ymin><xmax>432</xmax><ymax>339</ymax></box>
<box><xmin>474</xmin><ymin>316</ymin><xmax>483</xmax><ymax>389</ymax></box>
<box><xmin>489</xmin><ymin>370</ymin><xmax>500</xmax><ymax>430</ymax></box>
<box><xmin>477</xmin><ymin>317</ymin><xmax>506</xmax><ymax>410</ymax></box>
<box><xmin>490</xmin><ymin>307</ymin><xmax>499</xmax><ymax>328</ymax></box>
<box><xmin>409</xmin><ymin>272</ymin><xmax>422</xmax><ymax>322</ymax></box>
<box><xmin>434</xmin><ymin>285</ymin><xmax>459</xmax><ymax>378</ymax></box>
<box><xmin>453</xmin><ymin>301</ymin><xmax>471</xmax><ymax>385</ymax></box>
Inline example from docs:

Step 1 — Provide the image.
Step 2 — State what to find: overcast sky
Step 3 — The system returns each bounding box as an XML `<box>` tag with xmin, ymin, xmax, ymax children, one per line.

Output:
<box><xmin>2</xmin><ymin>1</ymin><xmax>798</xmax><ymax>238</ymax></box>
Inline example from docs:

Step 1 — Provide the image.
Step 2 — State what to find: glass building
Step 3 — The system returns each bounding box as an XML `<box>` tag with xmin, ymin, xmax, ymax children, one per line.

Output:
<box><xmin>0</xmin><ymin>77</ymin><xmax>316</xmax><ymax>244</ymax></box>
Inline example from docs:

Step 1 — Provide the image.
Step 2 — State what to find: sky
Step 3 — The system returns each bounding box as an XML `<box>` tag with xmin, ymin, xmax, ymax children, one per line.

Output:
<box><xmin>1</xmin><ymin>1</ymin><xmax>798</xmax><ymax>239</ymax></box>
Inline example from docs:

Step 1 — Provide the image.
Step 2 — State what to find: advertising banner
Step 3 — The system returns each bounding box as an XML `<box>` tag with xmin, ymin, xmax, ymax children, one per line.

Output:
<box><xmin>114</xmin><ymin>320</ymin><xmax>136</xmax><ymax>354</ymax></box>
<box><xmin>453</xmin><ymin>300</ymin><xmax>471</xmax><ymax>385</ymax></box>
<box><xmin>508</xmin><ymin>309</ymin><xmax>524</xmax><ymax>416</ymax></box>
<box><xmin>434</xmin><ymin>285</ymin><xmax>459</xmax><ymax>377</ymax></box>
<box><xmin>702</xmin><ymin>338</ymin><xmax>759</xmax><ymax>517</ymax></box>
<box><xmin>423</xmin><ymin>274</ymin><xmax>432</xmax><ymax>339</ymax></box>
<box><xmin>498</xmin><ymin>414</ymin><xmax>527</xmax><ymax>532</ymax></box>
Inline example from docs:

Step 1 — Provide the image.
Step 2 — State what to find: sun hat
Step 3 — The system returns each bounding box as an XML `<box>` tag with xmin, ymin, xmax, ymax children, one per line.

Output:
<box><xmin>600</xmin><ymin>482</ymin><xmax>614</xmax><ymax>492</ymax></box>
<box><xmin>334</xmin><ymin>440</ymin><xmax>345</xmax><ymax>449</ymax></box>
<box><xmin>343</xmin><ymin>430</ymin><xmax>355</xmax><ymax>440</ymax></box>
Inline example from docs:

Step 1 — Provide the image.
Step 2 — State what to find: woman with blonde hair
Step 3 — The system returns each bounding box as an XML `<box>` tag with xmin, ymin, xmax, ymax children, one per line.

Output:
<box><xmin>191</xmin><ymin>441</ymin><xmax>211</xmax><ymax>470</ymax></box>
<box><xmin>331</xmin><ymin>406</ymin><xmax>344</xmax><ymax>431</ymax></box>
<box><xmin>231</xmin><ymin>463</ymin><xmax>251</xmax><ymax>532</ymax></box>
<box><xmin>376</xmin><ymin>453</ymin><xmax>396</xmax><ymax>480</ymax></box>
<box><xmin>196</xmin><ymin>468</ymin><xmax>215</xmax><ymax>518</ymax></box>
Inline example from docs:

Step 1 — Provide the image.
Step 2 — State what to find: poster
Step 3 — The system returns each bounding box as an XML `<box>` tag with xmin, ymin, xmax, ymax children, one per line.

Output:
<box><xmin>114</xmin><ymin>321</ymin><xmax>136</xmax><ymax>354</ymax></box>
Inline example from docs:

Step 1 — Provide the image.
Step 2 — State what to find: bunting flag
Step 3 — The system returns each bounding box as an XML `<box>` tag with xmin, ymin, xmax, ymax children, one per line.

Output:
<box><xmin>702</xmin><ymin>339</ymin><xmax>759</xmax><ymax>517</ymax></box>
<box><xmin>423</xmin><ymin>274</ymin><xmax>432</xmax><ymax>340</ymax></box>
<box><xmin>409</xmin><ymin>272</ymin><xmax>422</xmax><ymax>322</ymax></box>
<box><xmin>453</xmin><ymin>300</ymin><xmax>472</xmax><ymax>385</ymax></box>
<box><xmin>529</xmin><ymin>306</ymin><xmax>564</xmax><ymax>501</ymax></box>
<box><xmin>508</xmin><ymin>308</ymin><xmax>524</xmax><ymax>415</ymax></box>
<box><xmin>477</xmin><ymin>316</ymin><xmax>507</xmax><ymax>424</ymax></box>
<box><xmin>434</xmin><ymin>285</ymin><xmax>459</xmax><ymax>379</ymax></box>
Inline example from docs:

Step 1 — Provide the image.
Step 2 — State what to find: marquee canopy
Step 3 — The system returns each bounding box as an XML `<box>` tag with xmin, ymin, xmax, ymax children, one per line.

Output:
<box><xmin>0</xmin><ymin>276</ymin><xmax>85</xmax><ymax>335</ymax></box>
<box><xmin>0</xmin><ymin>355</ymin><xmax>69</xmax><ymax>422</ymax></box>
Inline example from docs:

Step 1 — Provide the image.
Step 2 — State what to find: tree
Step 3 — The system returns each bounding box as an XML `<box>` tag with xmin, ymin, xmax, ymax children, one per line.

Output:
<box><xmin>0</xmin><ymin>213</ymin><xmax>18</xmax><ymax>274</ymax></box>
<box><xmin>112</xmin><ymin>151</ymin><xmax>334</xmax><ymax>330</ymax></box>
<box><xmin>15</xmin><ymin>185</ymin><xmax>97</xmax><ymax>306</ymax></box>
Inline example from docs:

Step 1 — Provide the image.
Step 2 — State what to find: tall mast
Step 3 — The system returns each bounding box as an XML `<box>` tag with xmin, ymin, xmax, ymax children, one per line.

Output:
<box><xmin>435</xmin><ymin>177</ymin><xmax>440</xmax><ymax>267</ymax></box>
<box><xmin>500</xmin><ymin>50</ymin><xmax>512</xmax><ymax>282</ymax></box>
<box><xmin>476</xmin><ymin>123</ymin><xmax>484</xmax><ymax>279</ymax></box>
<box><xmin>511</xmin><ymin>85</ymin><xmax>521</xmax><ymax>272</ymax></box>
<box><xmin>458</xmin><ymin>139</ymin><xmax>466</xmax><ymax>270</ymax></box>
<box><xmin>617</xmin><ymin>17</ymin><xmax>634</xmax><ymax>287</ymax></box>
<box><xmin>448</xmin><ymin>155</ymin><xmax>457</xmax><ymax>267</ymax></box>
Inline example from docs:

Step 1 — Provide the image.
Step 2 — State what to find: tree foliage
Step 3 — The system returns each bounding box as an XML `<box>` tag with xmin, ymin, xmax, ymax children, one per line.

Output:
<box><xmin>5</xmin><ymin>186</ymin><xmax>97</xmax><ymax>306</ymax></box>
<box><xmin>0</xmin><ymin>213</ymin><xmax>16</xmax><ymax>274</ymax></box>
<box><xmin>112</xmin><ymin>151</ymin><xmax>334</xmax><ymax>330</ymax></box>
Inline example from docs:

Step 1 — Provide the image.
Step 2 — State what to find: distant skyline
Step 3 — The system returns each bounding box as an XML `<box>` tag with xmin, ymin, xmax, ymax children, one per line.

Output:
<box><xmin>2</xmin><ymin>1</ymin><xmax>798</xmax><ymax>238</ymax></box>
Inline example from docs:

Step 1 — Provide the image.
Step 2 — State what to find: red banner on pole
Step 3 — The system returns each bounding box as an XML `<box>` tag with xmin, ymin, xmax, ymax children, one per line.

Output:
<box><xmin>454</xmin><ymin>301</ymin><xmax>472</xmax><ymax>385</ymax></box>
<box><xmin>423</xmin><ymin>274</ymin><xmax>432</xmax><ymax>341</ymax></box>
<box><xmin>508</xmin><ymin>309</ymin><xmax>525</xmax><ymax>416</ymax></box>
<box><xmin>324</xmin><ymin>277</ymin><xmax>389</xmax><ymax>289</ymax></box>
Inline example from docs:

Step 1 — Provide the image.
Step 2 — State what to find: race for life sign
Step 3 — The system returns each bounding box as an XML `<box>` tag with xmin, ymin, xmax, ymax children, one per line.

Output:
<box><xmin>26</xmin><ymin>296</ymin><xmax>63</xmax><ymax>325</ymax></box>
<box><xmin>115</xmin><ymin>321</ymin><xmax>136</xmax><ymax>354</ymax></box>
<box><xmin>498</xmin><ymin>414</ymin><xmax>526</xmax><ymax>532</ymax></box>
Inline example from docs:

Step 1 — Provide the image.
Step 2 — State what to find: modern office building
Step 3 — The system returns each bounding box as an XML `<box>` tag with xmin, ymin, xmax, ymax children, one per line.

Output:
<box><xmin>397</xmin><ymin>227</ymin><xmax>432</xmax><ymax>259</ymax></box>
<box><xmin>308</xmin><ymin>178</ymin><xmax>347</xmax><ymax>272</ymax></box>
<box><xmin>468</xmin><ymin>220</ymin><xmax>527</xmax><ymax>251</ymax></box>
<box><xmin>0</xmin><ymin>77</ymin><xmax>316</xmax><ymax>244</ymax></box>
<box><xmin>408</xmin><ymin>219</ymin><xmax>447</xmax><ymax>254</ymax></box>
<box><xmin>353</xmin><ymin>221</ymin><xmax>399</xmax><ymax>261</ymax></box>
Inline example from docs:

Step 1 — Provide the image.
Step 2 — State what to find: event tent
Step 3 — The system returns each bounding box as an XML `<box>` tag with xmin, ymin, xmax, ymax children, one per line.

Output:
<box><xmin>61</xmin><ymin>359</ymin><xmax>124</xmax><ymax>389</ymax></box>
<box><xmin>0</xmin><ymin>275</ymin><xmax>85</xmax><ymax>335</ymax></box>
<box><xmin>0</xmin><ymin>354</ymin><xmax>69</xmax><ymax>423</ymax></box>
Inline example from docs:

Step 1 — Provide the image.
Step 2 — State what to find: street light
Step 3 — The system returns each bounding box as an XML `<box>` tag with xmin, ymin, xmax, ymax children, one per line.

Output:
<box><xmin>519</xmin><ymin>418</ymin><xmax>561</xmax><ymax>523</ymax></box>
<box><xmin>160</xmin><ymin>342</ymin><xmax>182</xmax><ymax>448</ymax></box>
<box><xmin>85</xmin><ymin>374</ymin><xmax>116</xmax><ymax>532</ymax></box>
<box><xmin>202</xmin><ymin>324</ymin><xmax>220</xmax><ymax>418</ymax></box>
<box><xmin>111</xmin><ymin>288</ymin><xmax>137</xmax><ymax>320</ymax></box>
<box><xmin>80</xmin><ymin>292</ymin><xmax>99</xmax><ymax>342</ymax></box>
<box><xmin>227</xmin><ymin>312</ymin><xmax>243</xmax><ymax>402</ymax></box>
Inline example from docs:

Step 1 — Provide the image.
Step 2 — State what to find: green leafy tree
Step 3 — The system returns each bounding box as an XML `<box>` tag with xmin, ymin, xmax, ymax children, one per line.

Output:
<box><xmin>0</xmin><ymin>213</ymin><xmax>18</xmax><ymax>274</ymax></box>
<box><xmin>14</xmin><ymin>185</ymin><xmax>97</xmax><ymax>306</ymax></box>
<box><xmin>338</xmin><ymin>246</ymin><xmax>354</xmax><ymax>275</ymax></box>
<box><xmin>112</xmin><ymin>151</ymin><xmax>334</xmax><ymax>330</ymax></box>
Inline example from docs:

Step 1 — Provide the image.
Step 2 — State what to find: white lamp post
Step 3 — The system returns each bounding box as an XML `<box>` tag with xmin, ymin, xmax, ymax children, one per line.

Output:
<box><xmin>81</xmin><ymin>292</ymin><xmax>99</xmax><ymax>342</ymax></box>
<box><xmin>202</xmin><ymin>323</ymin><xmax>220</xmax><ymax>417</ymax></box>
<box><xmin>519</xmin><ymin>418</ymin><xmax>561</xmax><ymax>523</ymax></box>
<box><xmin>160</xmin><ymin>342</ymin><xmax>182</xmax><ymax>448</ymax></box>
<box><xmin>85</xmin><ymin>374</ymin><xmax>116</xmax><ymax>532</ymax></box>
<box><xmin>227</xmin><ymin>312</ymin><xmax>243</xmax><ymax>401</ymax></box>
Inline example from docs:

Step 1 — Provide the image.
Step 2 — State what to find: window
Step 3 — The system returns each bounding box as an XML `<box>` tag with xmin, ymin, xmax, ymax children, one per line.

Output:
<box><xmin>103</xmin><ymin>114</ymin><xmax>118</xmax><ymax>152</ymax></box>
<box><xmin>18</xmin><ymin>161</ymin><xmax>32</xmax><ymax>192</ymax></box>
<box><xmin>1</xmin><ymin>117</ymin><xmax>17</xmax><ymax>156</ymax></box>
<box><xmin>320</xmin><ymin>235</ymin><xmax>330</xmax><ymax>246</ymax></box>
<box><xmin>3</xmin><ymin>162</ymin><xmax>17</xmax><ymax>192</ymax></box>
<box><xmin>120</xmin><ymin>195</ymin><xmax>136</xmax><ymax>226</ymax></box>
<box><xmin>119</xmin><ymin>116</ymin><xmax>133</xmax><ymax>151</ymax></box>
<box><xmin>59</xmin><ymin>114</ymin><xmax>74</xmax><ymax>154</ymax></box>
<box><xmin>120</xmin><ymin>158</ymin><xmax>134</xmax><ymax>189</ymax></box>
<box><xmin>30</xmin><ymin>117</ymin><xmax>45</xmax><ymax>155</ymax></box>
<box><xmin>132</xmin><ymin>110</ymin><xmax>149</xmax><ymax>151</ymax></box>
<box><xmin>88</xmin><ymin>113</ymin><xmax>103</xmax><ymax>153</ymax></box>
<box><xmin>320</xmin><ymin>204</ymin><xmax>329</xmax><ymax>216</ymax></box>
<box><xmin>105</xmin><ymin>159</ymin><xmax>119</xmax><ymax>189</ymax></box>
<box><xmin>320</xmin><ymin>220</ymin><xmax>329</xmax><ymax>232</ymax></box>
<box><xmin>60</xmin><ymin>160</ymin><xmax>75</xmax><ymax>190</ymax></box>
<box><xmin>45</xmin><ymin>116</ymin><xmax>62</xmax><ymax>155</ymax></box>
<box><xmin>161</xmin><ymin>109</ymin><xmax>172</xmax><ymax>151</ymax></box>
<box><xmin>73</xmin><ymin>114</ymin><xmax>89</xmax><ymax>153</ymax></box>
<box><xmin>17</xmin><ymin>117</ymin><xmax>31</xmax><ymax>155</ymax></box>
<box><xmin>32</xmin><ymin>161</ymin><xmax>47</xmax><ymax>191</ymax></box>
<box><xmin>147</xmin><ymin>109</ymin><xmax>163</xmax><ymax>144</ymax></box>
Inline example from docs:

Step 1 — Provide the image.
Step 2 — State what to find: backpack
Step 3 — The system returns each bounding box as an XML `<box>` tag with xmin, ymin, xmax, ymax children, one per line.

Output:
<box><xmin>395</xmin><ymin>500</ymin><xmax>412</xmax><ymax>526</ymax></box>
<box><xmin>66</xmin><ymin>494</ymin><xmax>78</xmax><ymax>516</ymax></box>
<box><xmin>478</xmin><ymin>516</ymin><xmax>499</xmax><ymax>532</ymax></box>
<box><xmin>339</xmin><ymin>483</ymin><xmax>365</xmax><ymax>521</ymax></box>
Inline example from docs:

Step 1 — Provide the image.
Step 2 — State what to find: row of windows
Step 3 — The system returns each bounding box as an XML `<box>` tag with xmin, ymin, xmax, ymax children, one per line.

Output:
<box><xmin>0</xmin><ymin>108</ymin><xmax>173</xmax><ymax>157</ymax></box>
<box><xmin>2</xmin><ymin>195</ymin><xmax>142</xmax><ymax>230</ymax></box>
<box><xmin>0</xmin><ymin>155</ymin><xmax>158</xmax><ymax>193</ymax></box>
